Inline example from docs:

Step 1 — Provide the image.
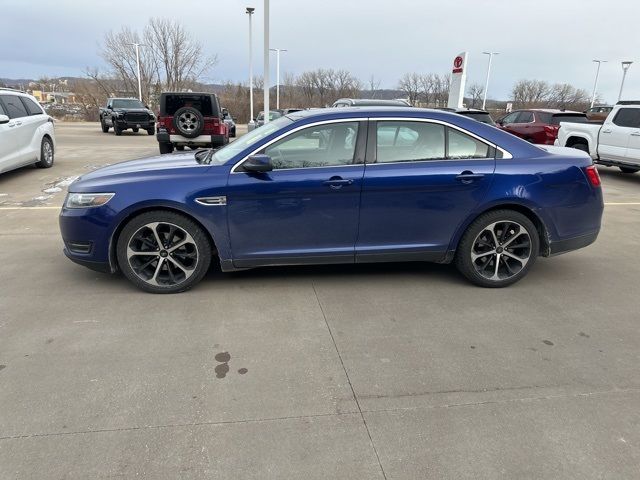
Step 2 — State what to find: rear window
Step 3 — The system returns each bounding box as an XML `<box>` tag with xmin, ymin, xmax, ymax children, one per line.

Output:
<box><xmin>162</xmin><ymin>94</ymin><xmax>219</xmax><ymax>117</ymax></box>
<box><xmin>460</xmin><ymin>112</ymin><xmax>495</xmax><ymax>125</ymax></box>
<box><xmin>550</xmin><ymin>114</ymin><xmax>589</xmax><ymax>125</ymax></box>
<box><xmin>21</xmin><ymin>97</ymin><xmax>44</xmax><ymax>116</ymax></box>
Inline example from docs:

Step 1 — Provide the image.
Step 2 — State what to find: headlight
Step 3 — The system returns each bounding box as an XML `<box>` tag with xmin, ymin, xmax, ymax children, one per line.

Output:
<box><xmin>65</xmin><ymin>193</ymin><xmax>114</xmax><ymax>209</ymax></box>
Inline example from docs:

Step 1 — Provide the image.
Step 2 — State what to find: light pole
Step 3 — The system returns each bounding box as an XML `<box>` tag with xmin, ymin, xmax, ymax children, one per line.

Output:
<box><xmin>263</xmin><ymin>0</ymin><xmax>270</xmax><ymax>123</ymax></box>
<box><xmin>126</xmin><ymin>43</ymin><xmax>145</xmax><ymax>101</ymax></box>
<box><xmin>618</xmin><ymin>61</ymin><xmax>633</xmax><ymax>102</ymax></box>
<box><xmin>246</xmin><ymin>7</ymin><xmax>255</xmax><ymax>128</ymax></box>
<box><xmin>590</xmin><ymin>60</ymin><xmax>607</xmax><ymax>108</ymax></box>
<box><xmin>481</xmin><ymin>52</ymin><xmax>499</xmax><ymax>110</ymax></box>
<box><xmin>270</xmin><ymin>48</ymin><xmax>287</xmax><ymax>109</ymax></box>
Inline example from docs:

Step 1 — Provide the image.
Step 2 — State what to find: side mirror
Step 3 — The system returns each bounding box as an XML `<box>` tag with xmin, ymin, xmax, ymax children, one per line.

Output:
<box><xmin>0</xmin><ymin>115</ymin><xmax>10</xmax><ymax>125</ymax></box>
<box><xmin>243</xmin><ymin>154</ymin><xmax>273</xmax><ymax>173</ymax></box>
<box><xmin>145</xmin><ymin>105</ymin><xmax>150</xmax><ymax>109</ymax></box>
<box><xmin>107</xmin><ymin>105</ymin><xmax>113</xmax><ymax>110</ymax></box>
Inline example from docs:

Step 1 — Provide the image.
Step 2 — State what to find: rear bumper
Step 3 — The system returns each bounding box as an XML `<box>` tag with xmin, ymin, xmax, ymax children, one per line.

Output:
<box><xmin>156</xmin><ymin>132</ymin><xmax>227</xmax><ymax>146</ymax></box>
<box><xmin>549</xmin><ymin>229</ymin><xmax>599</xmax><ymax>256</ymax></box>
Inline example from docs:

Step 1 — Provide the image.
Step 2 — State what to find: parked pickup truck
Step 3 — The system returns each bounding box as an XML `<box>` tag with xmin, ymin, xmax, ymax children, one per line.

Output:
<box><xmin>99</xmin><ymin>98</ymin><xmax>155</xmax><ymax>136</ymax></box>
<box><xmin>556</xmin><ymin>101</ymin><xmax>640</xmax><ymax>174</ymax></box>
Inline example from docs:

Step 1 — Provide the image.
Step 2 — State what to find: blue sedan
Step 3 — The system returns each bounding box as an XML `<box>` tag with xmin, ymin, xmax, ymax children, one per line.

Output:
<box><xmin>59</xmin><ymin>108</ymin><xmax>603</xmax><ymax>293</ymax></box>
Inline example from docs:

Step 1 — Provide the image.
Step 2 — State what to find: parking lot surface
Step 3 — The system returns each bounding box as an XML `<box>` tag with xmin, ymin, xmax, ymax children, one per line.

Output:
<box><xmin>1</xmin><ymin>122</ymin><xmax>640</xmax><ymax>479</ymax></box>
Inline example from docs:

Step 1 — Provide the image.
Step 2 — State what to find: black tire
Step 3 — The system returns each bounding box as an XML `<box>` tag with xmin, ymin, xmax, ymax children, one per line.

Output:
<box><xmin>113</xmin><ymin>123</ymin><xmax>122</xmax><ymax>136</ymax></box>
<box><xmin>35</xmin><ymin>137</ymin><xmax>54</xmax><ymax>168</ymax></box>
<box><xmin>132</xmin><ymin>127</ymin><xmax>139</xmax><ymax>133</ymax></box>
<box><xmin>173</xmin><ymin>107</ymin><xmax>204</xmax><ymax>138</ymax></box>
<box><xmin>175</xmin><ymin>145</ymin><xmax>185</xmax><ymax>151</ymax></box>
<box><xmin>101</xmin><ymin>118</ymin><xmax>109</xmax><ymax>133</ymax></box>
<box><xmin>455</xmin><ymin>210</ymin><xmax>539</xmax><ymax>288</ymax></box>
<box><xmin>230</xmin><ymin>127</ymin><xmax>236</xmax><ymax>138</ymax></box>
<box><xmin>619</xmin><ymin>166</ymin><xmax>640</xmax><ymax>174</ymax></box>
<box><xmin>147</xmin><ymin>127</ymin><xmax>155</xmax><ymax>136</ymax></box>
<box><xmin>116</xmin><ymin>211</ymin><xmax>212</xmax><ymax>294</ymax></box>
<box><xmin>571</xmin><ymin>142</ymin><xmax>589</xmax><ymax>153</ymax></box>
<box><xmin>159</xmin><ymin>142</ymin><xmax>174</xmax><ymax>155</ymax></box>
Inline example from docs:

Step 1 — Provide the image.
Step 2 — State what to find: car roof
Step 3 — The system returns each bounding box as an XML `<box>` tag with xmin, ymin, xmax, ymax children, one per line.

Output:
<box><xmin>520</xmin><ymin>108</ymin><xmax>584</xmax><ymax>114</ymax></box>
<box><xmin>334</xmin><ymin>98</ymin><xmax>410</xmax><ymax>106</ymax></box>
<box><xmin>160</xmin><ymin>92</ymin><xmax>218</xmax><ymax>97</ymax></box>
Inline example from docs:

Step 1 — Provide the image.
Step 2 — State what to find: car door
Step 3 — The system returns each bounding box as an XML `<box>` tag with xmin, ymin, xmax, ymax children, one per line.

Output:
<box><xmin>226</xmin><ymin>120</ymin><xmax>367</xmax><ymax>267</ymax></box>
<box><xmin>598</xmin><ymin>108</ymin><xmax>637</xmax><ymax>162</ymax></box>
<box><xmin>0</xmin><ymin>95</ymin><xmax>32</xmax><ymax>170</ymax></box>
<box><xmin>355</xmin><ymin>119</ymin><xmax>496</xmax><ymax>262</ymax></box>
<box><xmin>509</xmin><ymin>111</ymin><xmax>534</xmax><ymax>140</ymax></box>
<box><xmin>497</xmin><ymin>111</ymin><xmax>519</xmax><ymax>133</ymax></box>
<box><xmin>19</xmin><ymin>96</ymin><xmax>47</xmax><ymax>160</ymax></box>
<box><xmin>620</xmin><ymin>108</ymin><xmax>640</xmax><ymax>165</ymax></box>
<box><xmin>0</xmin><ymin>101</ymin><xmax>15</xmax><ymax>171</ymax></box>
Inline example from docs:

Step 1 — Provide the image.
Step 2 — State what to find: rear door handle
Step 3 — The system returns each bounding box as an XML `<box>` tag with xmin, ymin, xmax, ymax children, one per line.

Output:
<box><xmin>323</xmin><ymin>177</ymin><xmax>354</xmax><ymax>189</ymax></box>
<box><xmin>15</xmin><ymin>121</ymin><xmax>22</xmax><ymax>126</ymax></box>
<box><xmin>456</xmin><ymin>172</ymin><xmax>485</xmax><ymax>184</ymax></box>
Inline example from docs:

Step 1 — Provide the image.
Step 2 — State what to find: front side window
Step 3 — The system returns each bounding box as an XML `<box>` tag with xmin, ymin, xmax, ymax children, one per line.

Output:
<box><xmin>501</xmin><ymin>112</ymin><xmax>519</xmax><ymax>124</ymax></box>
<box><xmin>376</xmin><ymin>121</ymin><xmax>445</xmax><ymax>163</ymax></box>
<box><xmin>2</xmin><ymin>95</ymin><xmax>29</xmax><ymax>119</ymax></box>
<box><xmin>517</xmin><ymin>111</ymin><xmax>534</xmax><ymax>123</ymax></box>
<box><xmin>612</xmin><ymin>108</ymin><xmax>640</xmax><ymax>128</ymax></box>
<box><xmin>264</xmin><ymin>122</ymin><xmax>359</xmax><ymax>169</ymax></box>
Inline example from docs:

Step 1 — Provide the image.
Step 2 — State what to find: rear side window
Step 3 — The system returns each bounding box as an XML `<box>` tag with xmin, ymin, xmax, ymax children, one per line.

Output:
<box><xmin>1</xmin><ymin>95</ymin><xmax>29</xmax><ymax>119</ymax></box>
<box><xmin>447</xmin><ymin>128</ymin><xmax>493</xmax><ymax>159</ymax></box>
<box><xmin>21</xmin><ymin>97</ymin><xmax>44</xmax><ymax>116</ymax></box>
<box><xmin>461</xmin><ymin>112</ymin><xmax>495</xmax><ymax>125</ymax></box>
<box><xmin>163</xmin><ymin>95</ymin><xmax>219</xmax><ymax>117</ymax></box>
<box><xmin>0</xmin><ymin>102</ymin><xmax>6</xmax><ymax>116</ymax></box>
<box><xmin>612</xmin><ymin>108</ymin><xmax>640</xmax><ymax>128</ymax></box>
<box><xmin>377</xmin><ymin>121</ymin><xmax>445</xmax><ymax>162</ymax></box>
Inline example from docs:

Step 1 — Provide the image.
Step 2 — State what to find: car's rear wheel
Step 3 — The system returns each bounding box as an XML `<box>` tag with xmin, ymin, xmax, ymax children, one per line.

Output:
<box><xmin>159</xmin><ymin>142</ymin><xmax>174</xmax><ymax>155</ymax></box>
<box><xmin>35</xmin><ymin>137</ymin><xmax>54</xmax><ymax>168</ymax></box>
<box><xmin>116</xmin><ymin>211</ymin><xmax>212</xmax><ymax>294</ymax></box>
<box><xmin>175</xmin><ymin>145</ymin><xmax>185</xmax><ymax>151</ymax></box>
<box><xmin>101</xmin><ymin>119</ymin><xmax>109</xmax><ymax>133</ymax></box>
<box><xmin>455</xmin><ymin>210</ymin><xmax>539</xmax><ymax>288</ymax></box>
<box><xmin>619</xmin><ymin>166</ymin><xmax>639</xmax><ymax>174</ymax></box>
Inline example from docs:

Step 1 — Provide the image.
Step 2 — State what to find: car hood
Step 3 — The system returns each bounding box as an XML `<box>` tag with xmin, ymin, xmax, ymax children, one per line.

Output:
<box><xmin>113</xmin><ymin>108</ymin><xmax>152</xmax><ymax>114</ymax></box>
<box><xmin>70</xmin><ymin>152</ymin><xmax>219</xmax><ymax>191</ymax></box>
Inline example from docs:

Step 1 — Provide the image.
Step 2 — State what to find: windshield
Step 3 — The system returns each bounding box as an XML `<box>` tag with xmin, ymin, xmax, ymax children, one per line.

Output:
<box><xmin>112</xmin><ymin>99</ymin><xmax>145</xmax><ymax>109</ymax></box>
<box><xmin>203</xmin><ymin>116</ymin><xmax>293</xmax><ymax>165</ymax></box>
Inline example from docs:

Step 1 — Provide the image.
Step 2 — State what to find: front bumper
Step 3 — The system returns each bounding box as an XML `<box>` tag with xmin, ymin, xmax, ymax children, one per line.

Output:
<box><xmin>114</xmin><ymin>118</ymin><xmax>154</xmax><ymax>129</ymax></box>
<box><xmin>59</xmin><ymin>206</ymin><xmax>115</xmax><ymax>273</ymax></box>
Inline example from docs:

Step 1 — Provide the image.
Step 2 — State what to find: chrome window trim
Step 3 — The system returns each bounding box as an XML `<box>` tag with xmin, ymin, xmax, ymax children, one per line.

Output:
<box><xmin>369</xmin><ymin>117</ymin><xmax>512</xmax><ymax>161</ymax></box>
<box><xmin>230</xmin><ymin>118</ymin><xmax>368</xmax><ymax>173</ymax></box>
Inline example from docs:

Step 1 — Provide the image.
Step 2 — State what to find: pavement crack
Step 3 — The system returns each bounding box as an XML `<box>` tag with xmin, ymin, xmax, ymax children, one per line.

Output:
<box><xmin>311</xmin><ymin>282</ymin><xmax>388</xmax><ymax>480</ymax></box>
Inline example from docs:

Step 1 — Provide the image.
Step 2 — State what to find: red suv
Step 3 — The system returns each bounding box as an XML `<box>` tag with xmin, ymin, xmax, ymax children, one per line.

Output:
<box><xmin>156</xmin><ymin>92</ymin><xmax>228</xmax><ymax>154</ymax></box>
<box><xmin>495</xmin><ymin>109</ymin><xmax>588</xmax><ymax>145</ymax></box>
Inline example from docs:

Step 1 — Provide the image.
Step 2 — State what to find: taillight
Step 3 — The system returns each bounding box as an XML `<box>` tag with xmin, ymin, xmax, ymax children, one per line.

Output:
<box><xmin>544</xmin><ymin>125</ymin><xmax>559</xmax><ymax>138</ymax></box>
<box><xmin>585</xmin><ymin>165</ymin><xmax>601</xmax><ymax>187</ymax></box>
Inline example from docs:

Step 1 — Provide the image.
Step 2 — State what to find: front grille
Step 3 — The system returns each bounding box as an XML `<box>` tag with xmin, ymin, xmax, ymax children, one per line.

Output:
<box><xmin>125</xmin><ymin>113</ymin><xmax>149</xmax><ymax>123</ymax></box>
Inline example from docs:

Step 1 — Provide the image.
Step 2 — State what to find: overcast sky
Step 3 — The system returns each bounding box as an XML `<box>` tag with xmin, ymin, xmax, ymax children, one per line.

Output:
<box><xmin>1</xmin><ymin>0</ymin><xmax>639</xmax><ymax>103</ymax></box>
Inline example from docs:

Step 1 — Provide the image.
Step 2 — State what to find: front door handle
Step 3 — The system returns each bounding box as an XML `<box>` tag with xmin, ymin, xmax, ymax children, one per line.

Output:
<box><xmin>456</xmin><ymin>172</ymin><xmax>485</xmax><ymax>184</ymax></box>
<box><xmin>601</xmin><ymin>129</ymin><xmax>612</xmax><ymax>134</ymax></box>
<box><xmin>323</xmin><ymin>177</ymin><xmax>354</xmax><ymax>189</ymax></box>
<box><xmin>631</xmin><ymin>131</ymin><xmax>640</xmax><ymax>137</ymax></box>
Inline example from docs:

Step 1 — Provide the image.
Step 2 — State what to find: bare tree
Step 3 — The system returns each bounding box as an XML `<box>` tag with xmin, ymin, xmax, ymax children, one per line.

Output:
<box><xmin>398</xmin><ymin>73</ymin><xmax>421</xmax><ymax>106</ymax></box>
<box><xmin>467</xmin><ymin>83</ymin><xmax>485</xmax><ymax>108</ymax></box>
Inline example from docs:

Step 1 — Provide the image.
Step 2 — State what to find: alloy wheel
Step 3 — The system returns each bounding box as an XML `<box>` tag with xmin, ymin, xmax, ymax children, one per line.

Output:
<box><xmin>178</xmin><ymin>112</ymin><xmax>200</xmax><ymax>133</ymax></box>
<box><xmin>43</xmin><ymin>140</ymin><xmax>53</xmax><ymax>164</ymax></box>
<box><xmin>471</xmin><ymin>221</ymin><xmax>532</xmax><ymax>281</ymax></box>
<box><xmin>126</xmin><ymin>222</ymin><xmax>199</xmax><ymax>287</ymax></box>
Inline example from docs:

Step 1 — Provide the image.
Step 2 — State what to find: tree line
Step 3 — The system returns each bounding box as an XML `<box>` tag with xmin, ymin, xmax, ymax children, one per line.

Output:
<box><xmin>55</xmin><ymin>18</ymin><xmax>595</xmax><ymax>121</ymax></box>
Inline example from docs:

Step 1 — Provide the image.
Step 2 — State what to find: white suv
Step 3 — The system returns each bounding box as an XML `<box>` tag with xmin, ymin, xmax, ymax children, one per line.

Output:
<box><xmin>0</xmin><ymin>88</ymin><xmax>56</xmax><ymax>174</ymax></box>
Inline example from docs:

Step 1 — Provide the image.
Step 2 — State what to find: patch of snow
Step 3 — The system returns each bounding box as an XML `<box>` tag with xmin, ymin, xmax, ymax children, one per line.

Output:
<box><xmin>43</xmin><ymin>187</ymin><xmax>62</xmax><ymax>194</ymax></box>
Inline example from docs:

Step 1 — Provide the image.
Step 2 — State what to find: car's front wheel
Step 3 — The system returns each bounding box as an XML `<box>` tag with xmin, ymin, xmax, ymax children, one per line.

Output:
<box><xmin>101</xmin><ymin>119</ymin><xmax>109</xmax><ymax>133</ymax></box>
<box><xmin>455</xmin><ymin>210</ymin><xmax>539</xmax><ymax>288</ymax></box>
<box><xmin>116</xmin><ymin>211</ymin><xmax>212</xmax><ymax>293</ymax></box>
<box><xmin>35</xmin><ymin>137</ymin><xmax>54</xmax><ymax>168</ymax></box>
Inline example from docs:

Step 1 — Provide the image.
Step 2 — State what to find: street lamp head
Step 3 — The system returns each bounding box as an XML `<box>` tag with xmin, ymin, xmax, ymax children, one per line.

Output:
<box><xmin>622</xmin><ymin>61</ymin><xmax>633</xmax><ymax>71</ymax></box>
<box><xmin>246</xmin><ymin>7</ymin><xmax>255</xmax><ymax>14</ymax></box>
